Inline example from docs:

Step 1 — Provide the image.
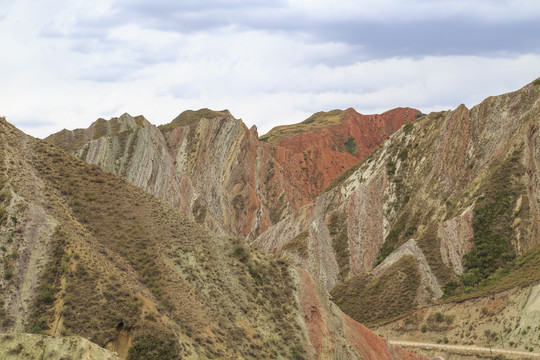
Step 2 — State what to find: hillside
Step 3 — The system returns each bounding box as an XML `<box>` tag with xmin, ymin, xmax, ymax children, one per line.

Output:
<box><xmin>254</xmin><ymin>78</ymin><xmax>540</xmax><ymax>344</ymax></box>
<box><xmin>39</xmin><ymin>77</ymin><xmax>540</xmax><ymax>357</ymax></box>
<box><xmin>46</xmin><ymin>107</ymin><xmax>416</xmax><ymax>240</ymax></box>
<box><xmin>0</xmin><ymin>117</ymin><xmax>425</xmax><ymax>359</ymax></box>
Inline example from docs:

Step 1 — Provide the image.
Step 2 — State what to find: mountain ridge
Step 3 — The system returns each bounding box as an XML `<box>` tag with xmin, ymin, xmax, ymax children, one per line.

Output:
<box><xmin>36</xmin><ymin>77</ymin><xmax>540</xmax><ymax>357</ymax></box>
<box><xmin>46</xmin><ymin>106</ymin><xmax>417</xmax><ymax>240</ymax></box>
<box><xmin>0</xmin><ymin>116</ymin><xmax>426</xmax><ymax>359</ymax></box>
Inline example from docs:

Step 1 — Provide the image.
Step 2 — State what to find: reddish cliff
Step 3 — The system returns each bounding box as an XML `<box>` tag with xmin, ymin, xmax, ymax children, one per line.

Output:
<box><xmin>268</xmin><ymin>107</ymin><xmax>418</xmax><ymax>210</ymax></box>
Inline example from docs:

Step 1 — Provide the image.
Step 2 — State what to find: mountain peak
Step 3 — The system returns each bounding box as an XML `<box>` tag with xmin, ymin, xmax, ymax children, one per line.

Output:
<box><xmin>159</xmin><ymin>108</ymin><xmax>232</xmax><ymax>131</ymax></box>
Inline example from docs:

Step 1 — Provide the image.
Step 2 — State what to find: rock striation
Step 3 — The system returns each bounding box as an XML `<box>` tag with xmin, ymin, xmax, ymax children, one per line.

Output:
<box><xmin>46</xmin><ymin>107</ymin><xmax>417</xmax><ymax>240</ymax></box>
<box><xmin>0</xmin><ymin>117</ymin><xmax>428</xmax><ymax>359</ymax></box>
<box><xmin>256</xmin><ymin>79</ymin><xmax>540</xmax><ymax>327</ymax></box>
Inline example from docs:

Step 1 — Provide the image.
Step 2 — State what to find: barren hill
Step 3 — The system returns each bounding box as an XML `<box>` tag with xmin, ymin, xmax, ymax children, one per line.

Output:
<box><xmin>0</xmin><ymin>117</ymin><xmax>426</xmax><ymax>359</ymax></box>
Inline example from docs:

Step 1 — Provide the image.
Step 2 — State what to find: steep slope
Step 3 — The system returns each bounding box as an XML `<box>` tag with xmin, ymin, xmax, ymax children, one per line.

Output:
<box><xmin>0</xmin><ymin>118</ymin><xmax>426</xmax><ymax>359</ymax></box>
<box><xmin>255</xmin><ymin>79</ymin><xmax>540</xmax><ymax>327</ymax></box>
<box><xmin>0</xmin><ymin>334</ymin><xmax>120</xmax><ymax>360</ymax></box>
<box><xmin>46</xmin><ymin>107</ymin><xmax>417</xmax><ymax>239</ymax></box>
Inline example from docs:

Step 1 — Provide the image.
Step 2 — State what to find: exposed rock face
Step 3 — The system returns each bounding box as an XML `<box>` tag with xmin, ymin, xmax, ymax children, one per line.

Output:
<box><xmin>256</xmin><ymin>80</ymin><xmax>540</xmax><ymax>325</ymax></box>
<box><xmin>1</xmin><ymin>118</ymin><xmax>427</xmax><ymax>359</ymax></box>
<box><xmin>46</xmin><ymin>107</ymin><xmax>417</xmax><ymax>240</ymax></box>
<box><xmin>294</xmin><ymin>267</ymin><xmax>427</xmax><ymax>360</ymax></box>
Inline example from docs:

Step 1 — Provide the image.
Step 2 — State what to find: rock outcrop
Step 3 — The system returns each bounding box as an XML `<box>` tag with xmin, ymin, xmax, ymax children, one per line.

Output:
<box><xmin>255</xmin><ymin>79</ymin><xmax>540</xmax><ymax>326</ymax></box>
<box><xmin>46</xmin><ymin>107</ymin><xmax>417</xmax><ymax>240</ymax></box>
<box><xmin>1</xmin><ymin>117</ymin><xmax>427</xmax><ymax>359</ymax></box>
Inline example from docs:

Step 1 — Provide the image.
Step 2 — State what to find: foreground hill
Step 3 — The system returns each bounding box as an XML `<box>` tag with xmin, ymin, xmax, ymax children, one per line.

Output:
<box><xmin>45</xmin><ymin>107</ymin><xmax>416</xmax><ymax>240</ymax></box>
<box><xmin>255</xmin><ymin>78</ymin><xmax>540</xmax><ymax>347</ymax></box>
<box><xmin>0</xmin><ymin>118</ymin><xmax>425</xmax><ymax>359</ymax></box>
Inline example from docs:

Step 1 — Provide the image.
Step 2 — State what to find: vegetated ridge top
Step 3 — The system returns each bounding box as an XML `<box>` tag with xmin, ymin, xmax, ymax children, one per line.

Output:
<box><xmin>159</xmin><ymin>108</ymin><xmax>231</xmax><ymax>131</ymax></box>
<box><xmin>259</xmin><ymin>107</ymin><xmax>420</xmax><ymax>143</ymax></box>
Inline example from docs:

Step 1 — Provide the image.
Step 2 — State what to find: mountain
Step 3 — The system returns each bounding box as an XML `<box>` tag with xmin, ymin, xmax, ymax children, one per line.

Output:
<box><xmin>40</xmin><ymin>77</ymin><xmax>540</xmax><ymax>357</ymax></box>
<box><xmin>0</xmin><ymin>117</ymin><xmax>425</xmax><ymax>359</ymax></box>
<box><xmin>255</xmin><ymin>78</ymin><xmax>540</xmax><ymax>340</ymax></box>
<box><xmin>45</xmin><ymin>107</ymin><xmax>417</xmax><ymax>240</ymax></box>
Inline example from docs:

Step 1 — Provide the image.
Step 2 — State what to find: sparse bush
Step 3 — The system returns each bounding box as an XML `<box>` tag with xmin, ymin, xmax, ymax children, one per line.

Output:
<box><xmin>342</xmin><ymin>136</ymin><xmax>357</xmax><ymax>156</ymax></box>
<box><xmin>421</xmin><ymin>324</ymin><xmax>427</xmax><ymax>333</ymax></box>
<box><xmin>192</xmin><ymin>198</ymin><xmax>207</xmax><ymax>224</ymax></box>
<box><xmin>444</xmin><ymin>315</ymin><xmax>454</xmax><ymax>325</ymax></box>
<box><xmin>386</xmin><ymin>160</ymin><xmax>396</xmax><ymax>176</ymax></box>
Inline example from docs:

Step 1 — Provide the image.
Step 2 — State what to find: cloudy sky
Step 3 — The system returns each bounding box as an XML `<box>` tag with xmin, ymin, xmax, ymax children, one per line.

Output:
<box><xmin>1</xmin><ymin>0</ymin><xmax>539</xmax><ymax>138</ymax></box>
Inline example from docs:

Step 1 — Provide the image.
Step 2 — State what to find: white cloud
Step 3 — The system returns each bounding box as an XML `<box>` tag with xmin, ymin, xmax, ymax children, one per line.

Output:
<box><xmin>0</xmin><ymin>0</ymin><xmax>539</xmax><ymax>139</ymax></box>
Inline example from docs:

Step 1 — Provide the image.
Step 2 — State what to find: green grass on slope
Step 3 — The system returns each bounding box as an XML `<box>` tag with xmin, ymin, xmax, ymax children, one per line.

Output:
<box><xmin>159</xmin><ymin>108</ymin><xmax>228</xmax><ymax>131</ymax></box>
<box><xmin>24</xmin><ymin>139</ymin><xmax>307</xmax><ymax>359</ymax></box>
<box><xmin>330</xmin><ymin>255</ymin><xmax>420</xmax><ymax>327</ymax></box>
<box><xmin>461</xmin><ymin>148</ymin><xmax>525</xmax><ymax>288</ymax></box>
<box><xmin>444</xmin><ymin>243</ymin><xmax>540</xmax><ymax>303</ymax></box>
<box><xmin>259</xmin><ymin>110</ymin><xmax>345</xmax><ymax>143</ymax></box>
<box><xmin>328</xmin><ymin>211</ymin><xmax>351</xmax><ymax>280</ymax></box>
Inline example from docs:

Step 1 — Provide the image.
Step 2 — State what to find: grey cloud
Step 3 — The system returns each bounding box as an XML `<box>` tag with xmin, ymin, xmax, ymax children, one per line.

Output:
<box><xmin>309</xmin><ymin>19</ymin><xmax>540</xmax><ymax>59</ymax></box>
<box><xmin>37</xmin><ymin>0</ymin><xmax>540</xmax><ymax>68</ymax></box>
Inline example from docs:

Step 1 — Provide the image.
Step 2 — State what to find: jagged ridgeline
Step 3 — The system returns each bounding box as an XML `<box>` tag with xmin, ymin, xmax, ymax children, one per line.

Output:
<box><xmin>45</xmin><ymin>107</ymin><xmax>417</xmax><ymax>242</ymax></box>
<box><xmin>256</xmin><ymin>78</ymin><xmax>540</xmax><ymax>327</ymax></box>
<box><xmin>0</xmin><ymin>118</ymin><xmax>425</xmax><ymax>359</ymax></box>
<box><xmin>0</xmin><ymin>118</ymin><xmax>306</xmax><ymax>359</ymax></box>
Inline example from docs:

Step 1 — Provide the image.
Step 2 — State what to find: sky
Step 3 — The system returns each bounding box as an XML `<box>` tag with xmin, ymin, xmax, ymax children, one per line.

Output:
<box><xmin>1</xmin><ymin>0</ymin><xmax>539</xmax><ymax>139</ymax></box>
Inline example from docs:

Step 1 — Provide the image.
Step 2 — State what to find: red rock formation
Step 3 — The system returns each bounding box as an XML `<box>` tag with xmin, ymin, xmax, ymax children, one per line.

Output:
<box><xmin>295</xmin><ymin>267</ymin><xmax>428</xmax><ymax>360</ymax></box>
<box><xmin>269</xmin><ymin>108</ymin><xmax>418</xmax><ymax>210</ymax></box>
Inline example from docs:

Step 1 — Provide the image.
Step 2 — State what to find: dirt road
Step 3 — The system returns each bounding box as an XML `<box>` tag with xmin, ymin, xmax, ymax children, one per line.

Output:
<box><xmin>390</xmin><ymin>340</ymin><xmax>540</xmax><ymax>358</ymax></box>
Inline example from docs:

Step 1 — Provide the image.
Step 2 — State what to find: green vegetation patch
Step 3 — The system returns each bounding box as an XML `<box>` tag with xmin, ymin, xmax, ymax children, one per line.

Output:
<box><xmin>192</xmin><ymin>198</ymin><xmax>207</xmax><ymax>224</ymax></box>
<box><xmin>27</xmin><ymin>228</ymin><xmax>68</xmax><ymax>334</ymax></box>
<box><xmin>374</xmin><ymin>213</ymin><xmax>409</xmax><ymax>266</ymax></box>
<box><xmin>416</xmin><ymin>222</ymin><xmax>456</xmax><ymax>287</ymax></box>
<box><xmin>403</xmin><ymin>122</ymin><xmax>414</xmax><ymax>133</ymax></box>
<box><xmin>232</xmin><ymin>194</ymin><xmax>245</xmax><ymax>213</ymax></box>
<box><xmin>269</xmin><ymin>192</ymin><xmax>287</xmax><ymax>224</ymax></box>
<box><xmin>331</xmin><ymin>255</ymin><xmax>421</xmax><ymax>326</ymax></box>
<box><xmin>259</xmin><ymin>109</ymin><xmax>345</xmax><ymax>143</ymax></box>
<box><xmin>282</xmin><ymin>230</ymin><xmax>309</xmax><ymax>258</ymax></box>
<box><xmin>341</xmin><ymin>136</ymin><xmax>357</xmax><ymax>156</ymax></box>
<box><xmin>461</xmin><ymin>148</ymin><xmax>525</xmax><ymax>287</ymax></box>
<box><xmin>159</xmin><ymin>108</ymin><xmax>226</xmax><ymax>132</ymax></box>
<box><xmin>328</xmin><ymin>211</ymin><xmax>351</xmax><ymax>280</ymax></box>
<box><xmin>128</xmin><ymin>323</ymin><xmax>181</xmax><ymax>360</ymax></box>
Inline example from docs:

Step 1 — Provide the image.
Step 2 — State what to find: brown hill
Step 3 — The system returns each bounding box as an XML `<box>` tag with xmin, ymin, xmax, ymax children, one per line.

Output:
<box><xmin>0</xmin><ymin>117</ymin><xmax>427</xmax><ymax>359</ymax></box>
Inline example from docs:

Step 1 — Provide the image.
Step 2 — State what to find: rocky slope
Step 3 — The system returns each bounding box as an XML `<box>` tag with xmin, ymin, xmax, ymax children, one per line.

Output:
<box><xmin>46</xmin><ymin>107</ymin><xmax>417</xmax><ymax>240</ymax></box>
<box><xmin>0</xmin><ymin>117</ymin><xmax>426</xmax><ymax>359</ymax></box>
<box><xmin>0</xmin><ymin>333</ymin><xmax>119</xmax><ymax>360</ymax></box>
<box><xmin>254</xmin><ymin>79</ymin><xmax>540</xmax><ymax>326</ymax></box>
<box><xmin>378</xmin><ymin>279</ymin><xmax>540</xmax><ymax>356</ymax></box>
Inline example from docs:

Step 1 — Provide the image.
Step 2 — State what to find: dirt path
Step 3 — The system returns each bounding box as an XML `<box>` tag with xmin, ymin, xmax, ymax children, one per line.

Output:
<box><xmin>389</xmin><ymin>340</ymin><xmax>540</xmax><ymax>357</ymax></box>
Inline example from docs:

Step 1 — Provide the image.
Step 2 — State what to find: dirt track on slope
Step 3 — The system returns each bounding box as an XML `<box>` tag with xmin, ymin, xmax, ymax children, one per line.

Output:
<box><xmin>390</xmin><ymin>340</ymin><xmax>540</xmax><ymax>358</ymax></box>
